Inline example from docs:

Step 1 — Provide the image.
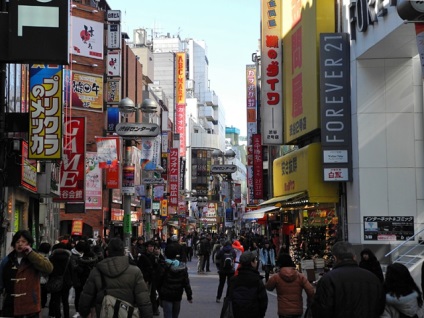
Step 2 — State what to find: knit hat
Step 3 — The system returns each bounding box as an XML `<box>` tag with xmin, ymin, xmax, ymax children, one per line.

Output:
<box><xmin>277</xmin><ymin>253</ymin><xmax>295</xmax><ymax>268</ymax></box>
<box><xmin>239</xmin><ymin>251</ymin><xmax>256</xmax><ymax>265</ymax></box>
<box><xmin>165</xmin><ymin>244</ymin><xmax>179</xmax><ymax>259</ymax></box>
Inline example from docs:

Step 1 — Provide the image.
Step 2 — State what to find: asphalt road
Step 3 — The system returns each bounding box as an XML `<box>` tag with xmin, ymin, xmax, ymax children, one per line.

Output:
<box><xmin>41</xmin><ymin>255</ymin><xmax>311</xmax><ymax>318</ymax></box>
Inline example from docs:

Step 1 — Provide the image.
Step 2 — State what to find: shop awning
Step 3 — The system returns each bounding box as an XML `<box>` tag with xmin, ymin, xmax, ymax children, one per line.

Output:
<box><xmin>258</xmin><ymin>191</ymin><xmax>306</xmax><ymax>206</ymax></box>
<box><xmin>243</xmin><ymin>206</ymin><xmax>280</xmax><ymax>220</ymax></box>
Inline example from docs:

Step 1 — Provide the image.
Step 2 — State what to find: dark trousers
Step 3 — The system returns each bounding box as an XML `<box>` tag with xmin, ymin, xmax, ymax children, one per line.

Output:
<box><xmin>48</xmin><ymin>287</ymin><xmax>71</xmax><ymax>318</ymax></box>
<box><xmin>216</xmin><ymin>272</ymin><xmax>234</xmax><ymax>300</ymax></box>
<box><xmin>74</xmin><ymin>286</ymin><xmax>83</xmax><ymax>312</ymax></box>
<box><xmin>202</xmin><ymin>253</ymin><xmax>210</xmax><ymax>271</ymax></box>
<box><xmin>40</xmin><ymin>283</ymin><xmax>48</xmax><ymax>307</ymax></box>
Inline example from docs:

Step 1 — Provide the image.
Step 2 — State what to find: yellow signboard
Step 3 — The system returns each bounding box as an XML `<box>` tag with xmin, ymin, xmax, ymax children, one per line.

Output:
<box><xmin>161</xmin><ymin>199</ymin><xmax>168</xmax><ymax>217</ymax></box>
<box><xmin>282</xmin><ymin>0</ymin><xmax>335</xmax><ymax>143</ymax></box>
<box><xmin>273</xmin><ymin>143</ymin><xmax>338</xmax><ymax>202</ymax></box>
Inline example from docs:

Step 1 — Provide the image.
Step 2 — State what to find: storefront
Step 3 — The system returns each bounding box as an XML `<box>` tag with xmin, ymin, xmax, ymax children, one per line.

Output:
<box><xmin>263</xmin><ymin>143</ymin><xmax>340</xmax><ymax>268</ymax></box>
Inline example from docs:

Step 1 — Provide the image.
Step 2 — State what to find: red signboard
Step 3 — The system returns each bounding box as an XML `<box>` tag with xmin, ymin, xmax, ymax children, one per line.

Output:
<box><xmin>57</xmin><ymin>117</ymin><xmax>85</xmax><ymax>202</ymax></box>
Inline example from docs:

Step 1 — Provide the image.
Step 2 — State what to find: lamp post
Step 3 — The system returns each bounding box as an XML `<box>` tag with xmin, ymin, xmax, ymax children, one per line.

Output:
<box><xmin>117</xmin><ymin>97</ymin><xmax>159</xmax><ymax>250</ymax></box>
<box><xmin>211</xmin><ymin>149</ymin><xmax>236</xmax><ymax>235</ymax></box>
<box><xmin>196</xmin><ymin>196</ymin><xmax>208</xmax><ymax>231</ymax></box>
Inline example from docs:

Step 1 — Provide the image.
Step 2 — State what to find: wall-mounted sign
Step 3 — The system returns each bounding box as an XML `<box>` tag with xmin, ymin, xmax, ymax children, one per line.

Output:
<box><xmin>107</xmin><ymin>24</ymin><xmax>121</xmax><ymax>49</ymax></box>
<box><xmin>71</xmin><ymin>71</ymin><xmax>104</xmax><ymax>111</ymax></box>
<box><xmin>107</xmin><ymin>10</ymin><xmax>121</xmax><ymax>22</ymax></box>
<box><xmin>211</xmin><ymin>165</ymin><xmax>237</xmax><ymax>174</ymax></box>
<box><xmin>364</xmin><ymin>216</ymin><xmax>414</xmax><ymax>241</ymax></box>
<box><xmin>71</xmin><ymin>16</ymin><xmax>103</xmax><ymax>59</ymax></box>
<box><xmin>115</xmin><ymin>123</ymin><xmax>160</xmax><ymax>137</ymax></box>
<box><xmin>107</xmin><ymin>51</ymin><xmax>121</xmax><ymax>76</ymax></box>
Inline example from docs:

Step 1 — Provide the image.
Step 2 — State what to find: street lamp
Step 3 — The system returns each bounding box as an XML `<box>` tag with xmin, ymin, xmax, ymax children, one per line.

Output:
<box><xmin>211</xmin><ymin>149</ymin><xmax>236</xmax><ymax>235</ymax></box>
<box><xmin>117</xmin><ymin>97</ymin><xmax>159</xmax><ymax>250</ymax></box>
<box><xmin>197</xmin><ymin>196</ymin><xmax>208</xmax><ymax>231</ymax></box>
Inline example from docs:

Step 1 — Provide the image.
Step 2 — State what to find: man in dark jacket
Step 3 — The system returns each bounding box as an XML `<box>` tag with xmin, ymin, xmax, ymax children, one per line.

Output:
<box><xmin>311</xmin><ymin>241</ymin><xmax>385</xmax><ymax>318</ymax></box>
<box><xmin>78</xmin><ymin>237</ymin><xmax>153</xmax><ymax>318</ymax></box>
<box><xmin>226</xmin><ymin>251</ymin><xmax>268</xmax><ymax>318</ymax></box>
<box><xmin>215</xmin><ymin>241</ymin><xmax>236</xmax><ymax>303</ymax></box>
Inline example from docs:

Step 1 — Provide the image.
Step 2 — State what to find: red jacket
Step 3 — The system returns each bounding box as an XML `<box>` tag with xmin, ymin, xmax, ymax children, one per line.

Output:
<box><xmin>265</xmin><ymin>267</ymin><xmax>314</xmax><ymax>316</ymax></box>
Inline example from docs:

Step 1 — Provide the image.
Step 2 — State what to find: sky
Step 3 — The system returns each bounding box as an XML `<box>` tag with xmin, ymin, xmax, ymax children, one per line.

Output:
<box><xmin>105</xmin><ymin>0</ymin><xmax>261</xmax><ymax>136</ymax></box>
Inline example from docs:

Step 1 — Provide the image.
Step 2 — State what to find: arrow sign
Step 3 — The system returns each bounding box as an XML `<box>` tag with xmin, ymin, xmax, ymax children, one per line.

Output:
<box><xmin>211</xmin><ymin>164</ymin><xmax>237</xmax><ymax>174</ymax></box>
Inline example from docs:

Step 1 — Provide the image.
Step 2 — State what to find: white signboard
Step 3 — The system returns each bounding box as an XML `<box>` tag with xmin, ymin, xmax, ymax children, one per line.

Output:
<box><xmin>323</xmin><ymin>150</ymin><xmax>348</xmax><ymax>163</ymax></box>
<box><xmin>107</xmin><ymin>10</ymin><xmax>121</xmax><ymax>22</ymax></box>
<box><xmin>324</xmin><ymin>168</ymin><xmax>349</xmax><ymax>181</ymax></box>
<box><xmin>71</xmin><ymin>16</ymin><xmax>104</xmax><ymax>59</ymax></box>
<box><xmin>107</xmin><ymin>51</ymin><xmax>121</xmax><ymax>76</ymax></box>
<box><xmin>107</xmin><ymin>24</ymin><xmax>121</xmax><ymax>49</ymax></box>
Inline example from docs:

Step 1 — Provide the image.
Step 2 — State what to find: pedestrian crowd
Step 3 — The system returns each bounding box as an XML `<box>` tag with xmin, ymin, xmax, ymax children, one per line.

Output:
<box><xmin>1</xmin><ymin>230</ymin><xmax>424</xmax><ymax>318</ymax></box>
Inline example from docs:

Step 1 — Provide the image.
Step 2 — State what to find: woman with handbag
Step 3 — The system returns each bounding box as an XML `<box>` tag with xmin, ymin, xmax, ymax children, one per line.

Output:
<box><xmin>48</xmin><ymin>243</ymin><xmax>73</xmax><ymax>318</ymax></box>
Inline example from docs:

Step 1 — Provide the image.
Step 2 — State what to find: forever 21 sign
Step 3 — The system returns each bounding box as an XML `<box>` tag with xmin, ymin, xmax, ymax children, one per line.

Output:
<box><xmin>349</xmin><ymin>0</ymin><xmax>396</xmax><ymax>41</ymax></box>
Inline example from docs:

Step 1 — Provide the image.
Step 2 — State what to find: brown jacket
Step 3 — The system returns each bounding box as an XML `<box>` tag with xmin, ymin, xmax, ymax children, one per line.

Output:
<box><xmin>265</xmin><ymin>267</ymin><xmax>314</xmax><ymax>316</ymax></box>
<box><xmin>1</xmin><ymin>250</ymin><xmax>53</xmax><ymax>316</ymax></box>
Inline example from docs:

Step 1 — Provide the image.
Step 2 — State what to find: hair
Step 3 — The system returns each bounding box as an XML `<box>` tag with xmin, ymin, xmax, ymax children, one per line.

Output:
<box><xmin>360</xmin><ymin>248</ymin><xmax>377</xmax><ymax>261</ymax></box>
<box><xmin>331</xmin><ymin>241</ymin><xmax>355</xmax><ymax>261</ymax></box>
<box><xmin>11</xmin><ymin>230</ymin><xmax>34</xmax><ymax>247</ymax></box>
<box><xmin>384</xmin><ymin>263</ymin><xmax>423</xmax><ymax>307</ymax></box>
<box><xmin>107</xmin><ymin>238</ymin><xmax>125</xmax><ymax>257</ymax></box>
<box><xmin>38</xmin><ymin>242</ymin><xmax>51</xmax><ymax>254</ymax></box>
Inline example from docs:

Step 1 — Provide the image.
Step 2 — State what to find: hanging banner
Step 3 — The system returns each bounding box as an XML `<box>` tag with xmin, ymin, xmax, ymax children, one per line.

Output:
<box><xmin>28</xmin><ymin>64</ymin><xmax>63</xmax><ymax>159</ymax></box>
<box><xmin>95</xmin><ymin>136</ymin><xmax>120</xmax><ymax>168</ymax></box>
<box><xmin>86</xmin><ymin>152</ymin><xmax>102</xmax><ymax>209</ymax></box>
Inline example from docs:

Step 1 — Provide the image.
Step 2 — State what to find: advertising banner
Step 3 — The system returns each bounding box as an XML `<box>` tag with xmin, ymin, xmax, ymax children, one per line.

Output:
<box><xmin>106</xmin><ymin>51</ymin><xmax>121</xmax><ymax>77</ymax></box>
<box><xmin>96</xmin><ymin>136</ymin><xmax>120</xmax><ymax>168</ymax></box>
<box><xmin>71</xmin><ymin>16</ymin><xmax>103</xmax><ymax>59</ymax></box>
<box><xmin>176</xmin><ymin>52</ymin><xmax>186</xmax><ymax>157</ymax></box>
<box><xmin>85</xmin><ymin>152</ymin><xmax>102</xmax><ymax>209</ymax></box>
<box><xmin>71</xmin><ymin>71</ymin><xmax>103</xmax><ymax>111</ymax></box>
<box><xmin>71</xmin><ymin>220</ymin><xmax>83</xmax><ymax>236</ymax></box>
<box><xmin>364</xmin><ymin>216</ymin><xmax>414</xmax><ymax>241</ymax></box>
<box><xmin>58</xmin><ymin>117</ymin><xmax>86</xmax><ymax>202</ymax></box>
<box><xmin>107</xmin><ymin>79</ymin><xmax>121</xmax><ymax>104</ymax></box>
<box><xmin>168</xmin><ymin>148</ymin><xmax>179</xmax><ymax>208</ymax></box>
<box><xmin>28</xmin><ymin>64</ymin><xmax>63</xmax><ymax>159</ymax></box>
<box><xmin>253</xmin><ymin>134</ymin><xmax>264</xmax><ymax>199</ymax></box>
<box><xmin>21</xmin><ymin>141</ymin><xmax>37</xmax><ymax>193</ymax></box>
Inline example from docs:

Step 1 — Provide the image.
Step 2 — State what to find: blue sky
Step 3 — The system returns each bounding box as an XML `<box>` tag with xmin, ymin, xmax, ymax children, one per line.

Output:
<box><xmin>105</xmin><ymin>0</ymin><xmax>260</xmax><ymax>136</ymax></box>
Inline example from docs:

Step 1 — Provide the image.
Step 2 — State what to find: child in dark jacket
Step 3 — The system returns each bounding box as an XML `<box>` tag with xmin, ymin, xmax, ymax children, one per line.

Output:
<box><xmin>158</xmin><ymin>243</ymin><xmax>193</xmax><ymax>318</ymax></box>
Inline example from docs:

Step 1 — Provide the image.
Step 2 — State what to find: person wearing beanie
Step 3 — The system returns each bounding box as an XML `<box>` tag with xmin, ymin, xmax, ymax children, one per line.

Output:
<box><xmin>265</xmin><ymin>253</ymin><xmax>314</xmax><ymax>317</ymax></box>
<box><xmin>225</xmin><ymin>251</ymin><xmax>268</xmax><ymax>318</ymax></box>
<box><xmin>157</xmin><ymin>242</ymin><xmax>193</xmax><ymax>318</ymax></box>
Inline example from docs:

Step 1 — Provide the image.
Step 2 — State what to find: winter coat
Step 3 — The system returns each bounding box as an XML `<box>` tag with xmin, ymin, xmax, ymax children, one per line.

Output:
<box><xmin>157</xmin><ymin>259</ymin><xmax>193</xmax><ymax>302</ymax></box>
<box><xmin>49</xmin><ymin>248</ymin><xmax>73</xmax><ymax>290</ymax></box>
<box><xmin>265</xmin><ymin>266</ymin><xmax>314</xmax><ymax>316</ymax></box>
<box><xmin>259</xmin><ymin>247</ymin><xmax>276</xmax><ymax>267</ymax></box>
<box><xmin>311</xmin><ymin>259</ymin><xmax>385</xmax><ymax>318</ymax></box>
<box><xmin>70</xmin><ymin>248</ymin><xmax>84</xmax><ymax>289</ymax></box>
<box><xmin>78</xmin><ymin>255</ymin><xmax>153</xmax><ymax>318</ymax></box>
<box><xmin>0</xmin><ymin>250</ymin><xmax>53</xmax><ymax>317</ymax></box>
<box><xmin>380</xmin><ymin>291</ymin><xmax>424</xmax><ymax>318</ymax></box>
<box><xmin>359</xmin><ymin>249</ymin><xmax>384</xmax><ymax>283</ymax></box>
<box><xmin>227</xmin><ymin>266</ymin><xmax>268</xmax><ymax>318</ymax></box>
<box><xmin>78</xmin><ymin>250</ymin><xmax>98</xmax><ymax>287</ymax></box>
<box><xmin>216</xmin><ymin>245</ymin><xmax>236</xmax><ymax>274</ymax></box>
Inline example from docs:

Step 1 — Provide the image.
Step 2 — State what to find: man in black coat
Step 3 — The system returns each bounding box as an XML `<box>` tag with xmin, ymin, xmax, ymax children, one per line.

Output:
<box><xmin>311</xmin><ymin>241</ymin><xmax>385</xmax><ymax>318</ymax></box>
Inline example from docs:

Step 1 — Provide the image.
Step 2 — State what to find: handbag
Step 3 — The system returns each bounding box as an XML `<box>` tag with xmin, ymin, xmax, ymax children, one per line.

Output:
<box><xmin>99</xmin><ymin>271</ymin><xmax>140</xmax><ymax>318</ymax></box>
<box><xmin>220</xmin><ymin>297</ymin><xmax>234</xmax><ymax>318</ymax></box>
<box><xmin>46</xmin><ymin>255</ymin><xmax>70</xmax><ymax>293</ymax></box>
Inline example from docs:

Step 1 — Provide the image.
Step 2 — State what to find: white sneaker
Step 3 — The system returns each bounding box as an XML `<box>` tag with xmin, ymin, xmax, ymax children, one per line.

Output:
<box><xmin>73</xmin><ymin>313</ymin><xmax>81</xmax><ymax>318</ymax></box>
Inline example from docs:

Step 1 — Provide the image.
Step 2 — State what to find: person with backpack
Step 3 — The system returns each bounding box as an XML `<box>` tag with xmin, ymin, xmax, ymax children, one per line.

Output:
<box><xmin>215</xmin><ymin>241</ymin><xmax>236</xmax><ymax>303</ymax></box>
<box><xmin>259</xmin><ymin>240</ymin><xmax>276</xmax><ymax>282</ymax></box>
<box><xmin>78</xmin><ymin>237</ymin><xmax>153</xmax><ymax>318</ymax></box>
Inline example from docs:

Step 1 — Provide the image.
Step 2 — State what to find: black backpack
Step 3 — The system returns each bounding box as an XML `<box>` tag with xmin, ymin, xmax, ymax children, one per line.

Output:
<box><xmin>222</xmin><ymin>251</ymin><xmax>234</xmax><ymax>271</ymax></box>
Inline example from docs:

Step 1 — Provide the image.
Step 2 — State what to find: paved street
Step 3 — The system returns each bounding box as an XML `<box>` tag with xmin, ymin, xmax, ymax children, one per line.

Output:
<box><xmin>41</xmin><ymin>255</ymin><xmax>311</xmax><ymax>318</ymax></box>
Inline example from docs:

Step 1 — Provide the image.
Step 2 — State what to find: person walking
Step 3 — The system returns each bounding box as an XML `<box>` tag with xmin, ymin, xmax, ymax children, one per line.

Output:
<box><xmin>311</xmin><ymin>241</ymin><xmax>385</xmax><ymax>318</ymax></box>
<box><xmin>265</xmin><ymin>253</ymin><xmax>314</xmax><ymax>318</ymax></box>
<box><xmin>38</xmin><ymin>242</ymin><xmax>51</xmax><ymax>309</ymax></box>
<box><xmin>215</xmin><ymin>241</ymin><xmax>236</xmax><ymax>303</ymax></box>
<box><xmin>48</xmin><ymin>243</ymin><xmax>73</xmax><ymax>318</ymax></box>
<box><xmin>231</xmin><ymin>239</ymin><xmax>245</xmax><ymax>271</ymax></box>
<box><xmin>380</xmin><ymin>262</ymin><xmax>423</xmax><ymax>318</ymax></box>
<box><xmin>358</xmin><ymin>248</ymin><xmax>384</xmax><ymax>283</ymax></box>
<box><xmin>78</xmin><ymin>237</ymin><xmax>153</xmax><ymax>318</ymax></box>
<box><xmin>259</xmin><ymin>240</ymin><xmax>276</xmax><ymax>282</ymax></box>
<box><xmin>0</xmin><ymin>230</ymin><xmax>53</xmax><ymax>318</ymax></box>
<box><xmin>69</xmin><ymin>240</ymin><xmax>86</xmax><ymax>317</ymax></box>
<box><xmin>201</xmin><ymin>233</ymin><xmax>212</xmax><ymax>272</ymax></box>
<box><xmin>157</xmin><ymin>243</ymin><xmax>193</xmax><ymax>318</ymax></box>
<box><xmin>225</xmin><ymin>251</ymin><xmax>268</xmax><ymax>318</ymax></box>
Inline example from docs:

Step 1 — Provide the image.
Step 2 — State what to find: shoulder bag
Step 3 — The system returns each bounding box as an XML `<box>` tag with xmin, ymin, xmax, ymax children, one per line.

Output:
<box><xmin>46</xmin><ymin>256</ymin><xmax>70</xmax><ymax>293</ymax></box>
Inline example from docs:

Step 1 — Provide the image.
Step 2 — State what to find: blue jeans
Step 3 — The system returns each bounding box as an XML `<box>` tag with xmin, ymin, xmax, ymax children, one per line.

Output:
<box><xmin>162</xmin><ymin>300</ymin><xmax>181</xmax><ymax>318</ymax></box>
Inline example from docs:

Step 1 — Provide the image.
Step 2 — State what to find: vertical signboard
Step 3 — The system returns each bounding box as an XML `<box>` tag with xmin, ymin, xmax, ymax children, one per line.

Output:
<box><xmin>283</xmin><ymin>0</ymin><xmax>335</xmax><ymax>143</ymax></box>
<box><xmin>59</xmin><ymin>117</ymin><xmax>86</xmax><ymax>202</ymax></box>
<box><xmin>252</xmin><ymin>134</ymin><xmax>264</xmax><ymax>199</ymax></box>
<box><xmin>86</xmin><ymin>152</ymin><xmax>102</xmax><ymax>209</ymax></box>
<box><xmin>175</xmin><ymin>52</ymin><xmax>186</xmax><ymax>157</ymax></box>
<box><xmin>168</xmin><ymin>148</ymin><xmax>179</xmax><ymax>211</ymax></box>
<box><xmin>320</xmin><ymin>33</ymin><xmax>352</xmax><ymax>182</ymax></box>
<box><xmin>28</xmin><ymin>64</ymin><xmax>62</xmax><ymax>160</ymax></box>
<box><xmin>261</xmin><ymin>0</ymin><xmax>283</xmax><ymax>144</ymax></box>
<box><xmin>246</xmin><ymin>65</ymin><xmax>257</xmax><ymax>204</ymax></box>
<box><xmin>21</xmin><ymin>141</ymin><xmax>37</xmax><ymax>193</ymax></box>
